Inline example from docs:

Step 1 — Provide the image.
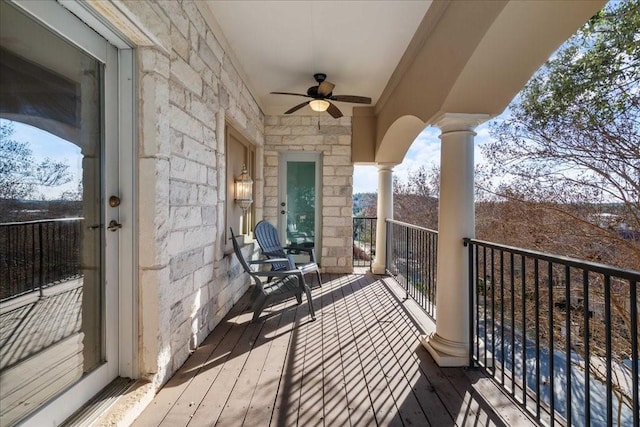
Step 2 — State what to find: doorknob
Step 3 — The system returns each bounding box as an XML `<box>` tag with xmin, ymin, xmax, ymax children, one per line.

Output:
<box><xmin>281</xmin><ymin>210</ymin><xmax>286</xmax><ymax>215</ymax></box>
<box><xmin>107</xmin><ymin>220</ymin><xmax>122</xmax><ymax>232</ymax></box>
<box><xmin>109</xmin><ymin>195</ymin><xmax>121</xmax><ymax>207</ymax></box>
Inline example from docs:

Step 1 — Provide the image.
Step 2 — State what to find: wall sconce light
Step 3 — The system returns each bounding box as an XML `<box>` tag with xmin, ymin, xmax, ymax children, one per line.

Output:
<box><xmin>309</xmin><ymin>99</ymin><xmax>330</xmax><ymax>112</ymax></box>
<box><xmin>235</xmin><ymin>164</ymin><xmax>253</xmax><ymax>212</ymax></box>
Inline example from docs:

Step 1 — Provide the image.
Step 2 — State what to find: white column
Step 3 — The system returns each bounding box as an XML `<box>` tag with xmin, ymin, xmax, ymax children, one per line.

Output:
<box><xmin>421</xmin><ymin>113</ymin><xmax>488</xmax><ymax>367</ymax></box>
<box><xmin>371</xmin><ymin>163</ymin><xmax>396</xmax><ymax>274</ymax></box>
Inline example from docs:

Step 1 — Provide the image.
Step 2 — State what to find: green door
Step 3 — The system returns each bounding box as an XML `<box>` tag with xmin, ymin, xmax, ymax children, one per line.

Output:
<box><xmin>279</xmin><ymin>153</ymin><xmax>321</xmax><ymax>262</ymax></box>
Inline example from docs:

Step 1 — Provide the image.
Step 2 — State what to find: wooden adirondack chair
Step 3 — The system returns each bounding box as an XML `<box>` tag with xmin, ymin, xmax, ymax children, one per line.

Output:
<box><xmin>230</xmin><ymin>228</ymin><xmax>315</xmax><ymax>322</ymax></box>
<box><xmin>254</xmin><ymin>220</ymin><xmax>322</xmax><ymax>287</ymax></box>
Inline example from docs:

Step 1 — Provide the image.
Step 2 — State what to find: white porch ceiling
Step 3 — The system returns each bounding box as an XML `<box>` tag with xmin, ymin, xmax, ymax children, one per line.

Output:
<box><xmin>201</xmin><ymin>1</ymin><xmax>432</xmax><ymax>117</ymax></box>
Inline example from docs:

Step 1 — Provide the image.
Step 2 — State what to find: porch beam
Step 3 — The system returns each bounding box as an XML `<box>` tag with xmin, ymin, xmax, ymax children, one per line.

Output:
<box><xmin>421</xmin><ymin>113</ymin><xmax>488</xmax><ymax>366</ymax></box>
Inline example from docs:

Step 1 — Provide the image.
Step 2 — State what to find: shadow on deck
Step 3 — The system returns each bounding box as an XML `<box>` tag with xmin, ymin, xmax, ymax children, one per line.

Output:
<box><xmin>133</xmin><ymin>273</ymin><xmax>534</xmax><ymax>426</ymax></box>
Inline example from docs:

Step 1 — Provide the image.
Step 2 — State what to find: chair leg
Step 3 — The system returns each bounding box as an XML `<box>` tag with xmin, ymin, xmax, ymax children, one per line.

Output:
<box><xmin>295</xmin><ymin>291</ymin><xmax>302</xmax><ymax>305</ymax></box>
<box><xmin>251</xmin><ymin>294</ymin><xmax>267</xmax><ymax>323</ymax></box>
<box><xmin>304</xmin><ymin>284</ymin><xmax>316</xmax><ymax>321</ymax></box>
<box><xmin>315</xmin><ymin>269</ymin><xmax>322</xmax><ymax>287</ymax></box>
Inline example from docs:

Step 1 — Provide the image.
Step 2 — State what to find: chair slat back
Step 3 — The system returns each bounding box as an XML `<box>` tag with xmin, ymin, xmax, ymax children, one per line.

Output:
<box><xmin>254</xmin><ymin>220</ymin><xmax>289</xmax><ymax>270</ymax></box>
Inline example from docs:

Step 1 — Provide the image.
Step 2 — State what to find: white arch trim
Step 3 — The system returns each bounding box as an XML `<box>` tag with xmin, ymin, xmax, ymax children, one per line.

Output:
<box><xmin>375</xmin><ymin>115</ymin><xmax>425</xmax><ymax>164</ymax></box>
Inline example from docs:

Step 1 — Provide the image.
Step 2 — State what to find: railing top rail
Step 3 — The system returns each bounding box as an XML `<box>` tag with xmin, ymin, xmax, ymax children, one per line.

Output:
<box><xmin>386</xmin><ymin>218</ymin><xmax>438</xmax><ymax>234</ymax></box>
<box><xmin>352</xmin><ymin>216</ymin><xmax>377</xmax><ymax>220</ymax></box>
<box><xmin>0</xmin><ymin>217</ymin><xmax>84</xmax><ymax>227</ymax></box>
<box><xmin>464</xmin><ymin>237</ymin><xmax>640</xmax><ymax>280</ymax></box>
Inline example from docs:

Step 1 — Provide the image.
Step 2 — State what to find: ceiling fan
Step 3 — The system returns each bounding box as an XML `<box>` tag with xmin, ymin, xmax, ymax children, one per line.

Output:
<box><xmin>271</xmin><ymin>73</ymin><xmax>372</xmax><ymax>118</ymax></box>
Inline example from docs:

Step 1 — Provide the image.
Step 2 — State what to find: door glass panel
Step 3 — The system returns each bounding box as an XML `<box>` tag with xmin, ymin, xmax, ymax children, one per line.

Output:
<box><xmin>0</xmin><ymin>2</ymin><xmax>103</xmax><ymax>424</ymax></box>
<box><xmin>286</xmin><ymin>161</ymin><xmax>316</xmax><ymax>247</ymax></box>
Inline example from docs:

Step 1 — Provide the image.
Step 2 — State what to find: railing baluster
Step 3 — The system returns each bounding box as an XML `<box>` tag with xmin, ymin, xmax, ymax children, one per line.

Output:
<box><xmin>583</xmin><ymin>269</ymin><xmax>591</xmax><ymax>427</ymax></box>
<box><xmin>521</xmin><ymin>254</ymin><xmax>527</xmax><ymax>407</ymax></box>
<box><xmin>500</xmin><ymin>250</ymin><xmax>505</xmax><ymax>386</ymax></box>
<box><xmin>549</xmin><ymin>261</ymin><xmax>555</xmax><ymax>427</ymax></box>
<box><xmin>535</xmin><ymin>258</ymin><xmax>540</xmax><ymax>419</ymax></box>
<box><xmin>631</xmin><ymin>280</ymin><xmax>638</xmax><ymax>427</ymax></box>
<box><xmin>510</xmin><ymin>251</ymin><xmax>516</xmax><ymax>397</ymax></box>
<box><xmin>491</xmin><ymin>247</ymin><xmax>496</xmax><ymax>375</ymax></box>
<box><xmin>38</xmin><ymin>222</ymin><xmax>44</xmax><ymax>298</ymax></box>
<box><xmin>604</xmin><ymin>274</ymin><xmax>612</xmax><ymax>426</ymax></box>
<box><xmin>476</xmin><ymin>244</ymin><xmax>481</xmax><ymax>364</ymax></box>
<box><xmin>565</xmin><ymin>265</ymin><xmax>572</xmax><ymax>425</ymax></box>
<box><xmin>483</xmin><ymin>245</ymin><xmax>488</xmax><ymax>368</ymax></box>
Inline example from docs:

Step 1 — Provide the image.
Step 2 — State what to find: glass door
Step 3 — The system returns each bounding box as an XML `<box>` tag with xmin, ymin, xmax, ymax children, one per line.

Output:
<box><xmin>278</xmin><ymin>152</ymin><xmax>322</xmax><ymax>262</ymax></box>
<box><xmin>0</xmin><ymin>1</ymin><xmax>120</xmax><ymax>424</ymax></box>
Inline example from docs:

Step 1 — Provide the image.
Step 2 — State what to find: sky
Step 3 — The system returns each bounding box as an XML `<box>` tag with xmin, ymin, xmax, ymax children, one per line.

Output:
<box><xmin>2</xmin><ymin>119</ymin><xmax>83</xmax><ymax>199</ymax></box>
<box><xmin>352</xmin><ymin>119</ymin><xmax>495</xmax><ymax>194</ymax></box>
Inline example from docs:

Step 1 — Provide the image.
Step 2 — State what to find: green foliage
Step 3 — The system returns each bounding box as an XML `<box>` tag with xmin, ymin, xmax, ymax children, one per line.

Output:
<box><xmin>483</xmin><ymin>0</ymin><xmax>640</xmax><ymax>236</ymax></box>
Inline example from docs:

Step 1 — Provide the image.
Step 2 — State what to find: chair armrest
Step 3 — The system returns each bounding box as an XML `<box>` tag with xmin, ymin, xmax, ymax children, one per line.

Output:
<box><xmin>250</xmin><ymin>270</ymin><xmax>304</xmax><ymax>280</ymax></box>
<box><xmin>249</xmin><ymin>258</ymin><xmax>290</xmax><ymax>265</ymax></box>
<box><xmin>250</xmin><ymin>255</ymin><xmax>296</xmax><ymax>269</ymax></box>
<box><xmin>284</xmin><ymin>246</ymin><xmax>317</xmax><ymax>262</ymax></box>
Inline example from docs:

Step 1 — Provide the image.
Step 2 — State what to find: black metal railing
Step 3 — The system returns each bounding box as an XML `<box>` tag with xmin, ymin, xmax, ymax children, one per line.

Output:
<box><xmin>353</xmin><ymin>216</ymin><xmax>376</xmax><ymax>268</ymax></box>
<box><xmin>465</xmin><ymin>238</ymin><xmax>639</xmax><ymax>427</ymax></box>
<box><xmin>386</xmin><ymin>219</ymin><xmax>438</xmax><ymax>319</ymax></box>
<box><xmin>0</xmin><ymin>218</ymin><xmax>83</xmax><ymax>300</ymax></box>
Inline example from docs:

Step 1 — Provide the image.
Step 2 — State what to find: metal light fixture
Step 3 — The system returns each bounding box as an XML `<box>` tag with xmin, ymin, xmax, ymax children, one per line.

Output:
<box><xmin>309</xmin><ymin>99</ymin><xmax>330</xmax><ymax>112</ymax></box>
<box><xmin>234</xmin><ymin>164</ymin><xmax>253</xmax><ymax>211</ymax></box>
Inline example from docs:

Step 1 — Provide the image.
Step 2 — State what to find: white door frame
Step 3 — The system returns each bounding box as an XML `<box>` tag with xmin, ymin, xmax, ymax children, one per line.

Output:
<box><xmin>278</xmin><ymin>152</ymin><xmax>322</xmax><ymax>262</ymax></box>
<box><xmin>10</xmin><ymin>1</ymin><xmax>137</xmax><ymax>424</ymax></box>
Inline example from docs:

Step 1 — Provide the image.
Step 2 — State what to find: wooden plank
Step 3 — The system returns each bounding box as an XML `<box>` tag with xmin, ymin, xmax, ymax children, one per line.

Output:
<box><xmin>350</xmin><ymin>274</ymin><xmax>430</xmax><ymax>426</ymax></box>
<box><xmin>215</xmin><ymin>298</ymin><xmax>286</xmax><ymax>426</ymax></box>
<box><xmin>241</xmin><ymin>300</ymin><xmax>300</xmax><ymax>426</ymax></box>
<box><xmin>184</xmin><ymin>312</ymin><xmax>266</xmax><ymax>426</ymax></box>
<box><xmin>343</xmin><ymin>274</ymin><xmax>403</xmax><ymax>426</ymax></box>
<box><xmin>132</xmin><ymin>292</ymin><xmax>252</xmax><ymax>427</ymax></box>
<box><xmin>365</xmin><ymin>276</ymin><xmax>456</xmax><ymax>426</ymax></box>
<box><xmin>156</xmin><ymin>310</ymin><xmax>255</xmax><ymax>426</ymax></box>
<box><xmin>291</xmin><ymin>278</ymin><xmax>325</xmax><ymax>427</ymax></box>
<box><xmin>374</xmin><ymin>276</ymin><xmax>473</xmax><ymax>419</ymax></box>
<box><xmin>322</xmin><ymin>275</ymin><xmax>355</xmax><ymax>427</ymax></box>
<box><xmin>330</xmin><ymin>274</ymin><xmax>377</xmax><ymax>426</ymax></box>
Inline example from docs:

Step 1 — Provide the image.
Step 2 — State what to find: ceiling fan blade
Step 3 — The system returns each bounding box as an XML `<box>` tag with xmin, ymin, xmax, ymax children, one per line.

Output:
<box><xmin>330</xmin><ymin>95</ymin><xmax>372</xmax><ymax>104</ymax></box>
<box><xmin>271</xmin><ymin>91</ymin><xmax>311</xmax><ymax>98</ymax></box>
<box><xmin>327</xmin><ymin>102</ymin><xmax>343</xmax><ymax>119</ymax></box>
<box><xmin>284</xmin><ymin>101</ymin><xmax>310</xmax><ymax>114</ymax></box>
<box><xmin>317</xmin><ymin>80</ymin><xmax>335</xmax><ymax>97</ymax></box>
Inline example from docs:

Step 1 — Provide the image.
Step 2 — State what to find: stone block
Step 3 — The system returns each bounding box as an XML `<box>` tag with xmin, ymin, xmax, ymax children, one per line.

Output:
<box><xmin>139</xmin><ymin>48</ymin><xmax>170</xmax><ymax>78</ymax></box>
<box><xmin>264</xmin><ymin>116</ymin><xmax>279</xmax><ymax>126</ymax></box>
<box><xmin>265</xmin><ymin>126</ymin><xmax>291</xmax><ymax>136</ymax></box>
<box><xmin>140</xmin><ymin>74</ymin><xmax>171</xmax><ymax>158</ymax></box>
<box><xmin>170</xmin><ymin>247</ymin><xmax>204</xmax><ymax>281</ymax></box>
<box><xmin>170</xmin><ymin>180</ymin><xmax>198</xmax><ymax>205</ymax></box>
<box><xmin>280</xmin><ymin>116</ymin><xmax>311</xmax><ymax>126</ymax></box>
<box><xmin>170</xmin><ymin>55</ymin><xmax>202</xmax><ymax>96</ymax></box>
<box><xmin>182</xmin><ymin>0</ymin><xmax>206</xmax><ymax>37</ymax></box>
<box><xmin>282</xmin><ymin>135</ymin><xmax>324</xmax><ymax>145</ymax></box>
<box><xmin>169</xmin><ymin>105</ymin><xmax>204</xmax><ymax>142</ymax></box>
<box><xmin>139</xmin><ymin>158</ymin><xmax>170</xmax><ymax>268</ymax></box>
<box><xmin>324</xmin><ymin>196</ymin><xmax>346</xmax><ymax>207</ymax></box>
<box><xmin>324</xmin><ymin>155</ymin><xmax>351</xmax><ymax>166</ymax></box>
<box><xmin>170</xmin><ymin>25</ymin><xmax>189</xmax><ymax>62</ymax></box>
<box><xmin>198</xmin><ymin>185</ymin><xmax>218</xmax><ymax>205</ymax></box>
<box><xmin>205</xmin><ymin>29</ymin><xmax>225</xmax><ymax>64</ymax></box>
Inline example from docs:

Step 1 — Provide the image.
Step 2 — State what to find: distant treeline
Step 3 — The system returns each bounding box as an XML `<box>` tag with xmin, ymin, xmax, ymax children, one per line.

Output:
<box><xmin>0</xmin><ymin>199</ymin><xmax>82</xmax><ymax>223</ymax></box>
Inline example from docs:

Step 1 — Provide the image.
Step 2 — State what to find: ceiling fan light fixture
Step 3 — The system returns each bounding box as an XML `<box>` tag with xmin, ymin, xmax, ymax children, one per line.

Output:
<box><xmin>309</xmin><ymin>99</ymin><xmax>330</xmax><ymax>112</ymax></box>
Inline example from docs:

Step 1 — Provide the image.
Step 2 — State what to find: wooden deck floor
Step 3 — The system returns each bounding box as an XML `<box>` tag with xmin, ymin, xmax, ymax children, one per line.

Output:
<box><xmin>133</xmin><ymin>273</ymin><xmax>534</xmax><ymax>427</ymax></box>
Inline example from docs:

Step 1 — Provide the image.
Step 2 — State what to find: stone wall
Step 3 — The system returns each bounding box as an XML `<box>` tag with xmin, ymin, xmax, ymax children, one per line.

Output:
<box><xmin>113</xmin><ymin>0</ymin><xmax>264</xmax><ymax>387</ymax></box>
<box><xmin>264</xmin><ymin>116</ymin><xmax>353</xmax><ymax>273</ymax></box>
